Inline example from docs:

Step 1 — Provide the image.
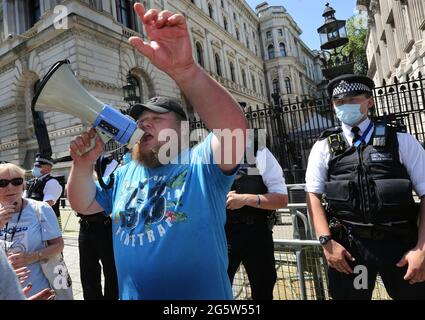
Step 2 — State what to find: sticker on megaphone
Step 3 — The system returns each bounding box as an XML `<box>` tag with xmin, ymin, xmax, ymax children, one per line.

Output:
<box><xmin>32</xmin><ymin>60</ymin><xmax>144</xmax><ymax>154</ymax></box>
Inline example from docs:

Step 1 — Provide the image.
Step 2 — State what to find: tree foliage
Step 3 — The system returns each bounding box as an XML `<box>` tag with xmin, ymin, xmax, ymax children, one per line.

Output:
<box><xmin>344</xmin><ymin>12</ymin><xmax>369</xmax><ymax>75</ymax></box>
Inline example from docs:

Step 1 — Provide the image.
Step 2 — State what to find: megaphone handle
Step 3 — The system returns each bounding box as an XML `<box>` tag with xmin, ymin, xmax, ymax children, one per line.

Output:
<box><xmin>76</xmin><ymin>128</ymin><xmax>111</xmax><ymax>156</ymax></box>
<box><xmin>95</xmin><ymin>127</ymin><xmax>112</xmax><ymax>145</ymax></box>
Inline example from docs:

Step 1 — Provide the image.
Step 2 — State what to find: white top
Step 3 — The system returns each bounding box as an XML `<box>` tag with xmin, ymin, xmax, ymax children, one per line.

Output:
<box><xmin>305</xmin><ymin>118</ymin><xmax>425</xmax><ymax>197</ymax></box>
<box><xmin>256</xmin><ymin>147</ymin><xmax>288</xmax><ymax>195</ymax></box>
<box><xmin>37</xmin><ymin>174</ymin><xmax>63</xmax><ymax>203</ymax></box>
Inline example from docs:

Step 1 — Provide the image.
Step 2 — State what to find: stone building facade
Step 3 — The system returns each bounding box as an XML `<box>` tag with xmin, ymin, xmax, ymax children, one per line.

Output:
<box><xmin>0</xmin><ymin>0</ymin><xmax>322</xmax><ymax>175</ymax></box>
<box><xmin>357</xmin><ymin>0</ymin><xmax>425</xmax><ymax>85</ymax></box>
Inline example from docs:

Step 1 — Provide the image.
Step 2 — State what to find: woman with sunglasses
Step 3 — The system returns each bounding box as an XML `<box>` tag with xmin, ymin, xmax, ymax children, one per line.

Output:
<box><xmin>0</xmin><ymin>163</ymin><xmax>64</xmax><ymax>297</ymax></box>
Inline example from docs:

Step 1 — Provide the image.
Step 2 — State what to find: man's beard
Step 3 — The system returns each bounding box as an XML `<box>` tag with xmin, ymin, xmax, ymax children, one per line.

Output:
<box><xmin>137</xmin><ymin>144</ymin><xmax>161</xmax><ymax>168</ymax></box>
<box><xmin>134</xmin><ymin>133</ymin><xmax>184</xmax><ymax>168</ymax></box>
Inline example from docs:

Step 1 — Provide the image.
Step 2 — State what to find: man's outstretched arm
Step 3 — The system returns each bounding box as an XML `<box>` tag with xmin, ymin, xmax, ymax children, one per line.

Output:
<box><xmin>129</xmin><ymin>3</ymin><xmax>247</xmax><ymax>172</ymax></box>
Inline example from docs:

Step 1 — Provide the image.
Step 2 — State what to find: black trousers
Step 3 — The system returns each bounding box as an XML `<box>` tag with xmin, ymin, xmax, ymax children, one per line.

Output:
<box><xmin>225</xmin><ymin>222</ymin><xmax>277</xmax><ymax>300</ymax></box>
<box><xmin>78</xmin><ymin>216</ymin><xmax>119</xmax><ymax>300</ymax></box>
<box><xmin>329</xmin><ymin>231</ymin><xmax>425</xmax><ymax>300</ymax></box>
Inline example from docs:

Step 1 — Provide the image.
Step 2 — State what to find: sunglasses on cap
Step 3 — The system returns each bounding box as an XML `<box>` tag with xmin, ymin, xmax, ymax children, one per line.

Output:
<box><xmin>0</xmin><ymin>178</ymin><xmax>24</xmax><ymax>188</ymax></box>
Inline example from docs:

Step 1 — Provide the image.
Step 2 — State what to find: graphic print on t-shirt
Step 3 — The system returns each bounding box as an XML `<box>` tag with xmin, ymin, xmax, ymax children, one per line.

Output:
<box><xmin>112</xmin><ymin>168</ymin><xmax>188</xmax><ymax>247</ymax></box>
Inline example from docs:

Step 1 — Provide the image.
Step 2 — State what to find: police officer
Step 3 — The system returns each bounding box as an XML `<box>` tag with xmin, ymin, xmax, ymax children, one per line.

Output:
<box><xmin>226</xmin><ymin>130</ymin><xmax>288</xmax><ymax>300</ymax></box>
<box><xmin>77</xmin><ymin>156</ymin><xmax>119</xmax><ymax>300</ymax></box>
<box><xmin>26</xmin><ymin>154</ymin><xmax>63</xmax><ymax>228</ymax></box>
<box><xmin>305</xmin><ymin>74</ymin><xmax>425</xmax><ymax>300</ymax></box>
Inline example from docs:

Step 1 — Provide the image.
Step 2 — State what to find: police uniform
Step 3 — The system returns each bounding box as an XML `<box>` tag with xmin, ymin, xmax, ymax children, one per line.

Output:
<box><xmin>26</xmin><ymin>155</ymin><xmax>63</xmax><ymax>223</ymax></box>
<box><xmin>226</xmin><ymin>145</ymin><xmax>287</xmax><ymax>300</ymax></box>
<box><xmin>306</xmin><ymin>74</ymin><xmax>425</xmax><ymax>300</ymax></box>
<box><xmin>78</xmin><ymin>157</ymin><xmax>118</xmax><ymax>300</ymax></box>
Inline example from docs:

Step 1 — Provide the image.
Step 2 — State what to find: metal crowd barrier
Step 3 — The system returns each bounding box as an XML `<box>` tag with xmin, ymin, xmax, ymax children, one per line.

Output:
<box><xmin>231</xmin><ymin>202</ymin><xmax>391</xmax><ymax>300</ymax></box>
<box><xmin>59</xmin><ymin>196</ymin><xmax>392</xmax><ymax>300</ymax></box>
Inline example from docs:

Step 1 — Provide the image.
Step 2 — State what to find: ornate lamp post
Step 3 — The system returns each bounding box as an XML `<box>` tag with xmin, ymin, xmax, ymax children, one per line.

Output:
<box><xmin>317</xmin><ymin>3</ymin><xmax>354</xmax><ymax>79</ymax></box>
<box><xmin>122</xmin><ymin>74</ymin><xmax>140</xmax><ymax>106</ymax></box>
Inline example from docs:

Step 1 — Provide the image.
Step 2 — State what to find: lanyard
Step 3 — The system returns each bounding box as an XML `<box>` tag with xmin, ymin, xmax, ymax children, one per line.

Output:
<box><xmin>354</xmin><ymin>122</ymin><xmax>374</xmax><ymax>148</ymax></box>
<box><xmin>3</xmin><ymin>200</ymin><xmax>24</xmax><ymax>253</ymax></box>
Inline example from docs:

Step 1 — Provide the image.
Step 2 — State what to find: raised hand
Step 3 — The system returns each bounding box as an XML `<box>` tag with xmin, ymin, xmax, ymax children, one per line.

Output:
<box><xmin>128</xmin><ymin>3</ymin><xmax>195</xmax><ymax>80</ymax></box>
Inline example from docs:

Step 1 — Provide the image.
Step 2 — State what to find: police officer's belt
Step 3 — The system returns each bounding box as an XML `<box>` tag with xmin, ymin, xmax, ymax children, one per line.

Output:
<box><xmin>78</xmin><ymin>213</ymin><xmax>109</xmax><ymax>223</ymax></box>
<box><xmin>227</xmin><ymin>213</ymin><xmax>268</xmax><ymax>225</ymax></box>
<box><xmin>339</xmin><ymin>221</ymin><xmax>416</xmax><ymax>241</ymax></box>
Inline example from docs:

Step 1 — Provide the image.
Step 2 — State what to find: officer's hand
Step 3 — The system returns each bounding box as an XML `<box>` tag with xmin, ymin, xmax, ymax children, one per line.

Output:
<box><xmin>69</xmin><ymin>128</ymin><xmax>104</xmax><ymax>165</ymax></box>
<box><xmin>397</xmin><ymin>248</ymin><xmax>425</xmax><ymax>284</ymax></box>
<box><xmin>322</xmin><ymin>240</ymin><xmax>355</xmax><ymax>274</ymax></box>
<box><xmin>226</xmin><ymin>191</ymin><xmax>247</xmax><ymax>210</ymax></box>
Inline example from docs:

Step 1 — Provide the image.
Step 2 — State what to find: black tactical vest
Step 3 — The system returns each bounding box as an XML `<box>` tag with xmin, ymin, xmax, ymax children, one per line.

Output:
<box><xmin>27</xmin><ymin>175</ymin><xmax>61</xmax><ymax>218</ymax></box>
<box><xmin>323</xmin><ymin>123</ymin><xmax>418</xmax><ymax>224</ymax></box>
<box><xmin>226</xmin><ymin>155</ymin><xmax>273</xmax><ymax>223</ymax></box>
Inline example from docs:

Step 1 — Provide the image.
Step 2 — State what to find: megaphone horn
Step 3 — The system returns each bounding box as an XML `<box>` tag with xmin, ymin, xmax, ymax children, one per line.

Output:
<box><xmin>32</xmin><ymin>60</ymin><xmax>144</xmax><ymax>149</ymax></box>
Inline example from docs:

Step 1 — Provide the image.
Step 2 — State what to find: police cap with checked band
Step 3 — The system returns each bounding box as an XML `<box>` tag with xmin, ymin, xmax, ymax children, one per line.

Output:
<box><xmin>327</xmin><ymin>74</ymin><xmax>375</xmax><ymax>100</ymax></box>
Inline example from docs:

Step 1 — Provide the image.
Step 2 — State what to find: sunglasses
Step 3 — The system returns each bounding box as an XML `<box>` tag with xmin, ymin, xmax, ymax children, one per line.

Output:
<box><xmin>0</xmin><ymin>178</ymin><xmax>24</xmax><ymax>188</ymax></box>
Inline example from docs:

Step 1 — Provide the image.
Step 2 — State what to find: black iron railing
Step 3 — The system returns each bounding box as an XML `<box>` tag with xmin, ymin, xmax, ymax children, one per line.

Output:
<box><xmin>189</xmin><ymin>73</ymin><xmax>425</xmax><ymax>184</ymax></box>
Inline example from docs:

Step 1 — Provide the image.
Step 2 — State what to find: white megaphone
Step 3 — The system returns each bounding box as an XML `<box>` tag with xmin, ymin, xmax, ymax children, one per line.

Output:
<box><xmin>32</xmin><ymin>60</ymin><xmax>144</xmax><ymax>151</ymax></box>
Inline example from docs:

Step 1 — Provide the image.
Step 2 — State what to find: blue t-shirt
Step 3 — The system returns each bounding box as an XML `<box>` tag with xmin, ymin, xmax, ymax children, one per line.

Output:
<box><xmin>96</xmin><ymin>133</ymin><xmax>236</xmax><ymax>300</ymax></box>
<box><xmin>0</xmin><ymin>199</ymin><xmax>62</xmax><ymax>297</ymax></box>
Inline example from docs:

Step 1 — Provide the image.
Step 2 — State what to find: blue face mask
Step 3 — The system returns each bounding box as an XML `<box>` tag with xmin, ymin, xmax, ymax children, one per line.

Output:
<box><xmin>122</xmin><ymin>152</ymin><xmax>132</xmax><ymax>165</ymax></box>
<box><xmin>335</xmin><ymin>104</ymin><xmax>365</xmax><ymax>126</ymax></box>
<box><xmin>32</xmin><ymin>166</ymin><xmax>42</xmax><ymax>178</ymax></box>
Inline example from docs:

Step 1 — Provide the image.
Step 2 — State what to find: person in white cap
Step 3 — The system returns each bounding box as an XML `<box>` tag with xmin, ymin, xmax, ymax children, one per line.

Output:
<box><xmin>26</xmin><ymin>154</ymin><xmax>63</xmax><ymax>228</ymax></box>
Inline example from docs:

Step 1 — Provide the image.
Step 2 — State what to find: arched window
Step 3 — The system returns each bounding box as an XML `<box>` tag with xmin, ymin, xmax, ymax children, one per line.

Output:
<box><xmin>279</xmin><ymin>43</ymin><xmax>287</xmax><ymax>57</ymax></box>
<box><xmin>89</xmin><ymin>0</ymin><xmax>103</xmax><ymax>10</ymax></box>
<box><xmin>208</xmin><ymin>3</ymin><xmax>214</xmax><ymax>19</ymax></box>
<box><xmin>236</xmin><ymin>28</ymin><xmax>240</xmax><ymax>41</ymax></box>
<box><xmin>251</xmin><ymin>74</ymin><xmax>256</xmax><ymax>92</ymax></box>
<box><xmin>195</xmin><ymin>42</ymin><xmax>204</xmax><ymax>67</ymax></box>
<box><xmin>223</xmin><ymin>16</ymin><xmax>228</xmax><ymax>31</ymax></box>
<box><xmin>116</xmin><ymin>0</ymin><xmax>137</xmax><ymax>30</ymax></box>
<box><xmin>29</xmin><ymin>0</ymin><xmax>41</xmax><ymax>27</ymax></box>
<box><xmin>241</xmin><ymin>70</ymin><xmax>247</xmax><ymax>87</ymax></box>
<box><xmin>215</xmin><ymin>53</ymin><xmax>222</xmax><ymax>76</ymax></box>
<box><xmin>259</xmin><ymin>79</ymin><xmax>264</xmax><ymax>96</ymax></box>
<box><xmin>272</xmin><ymin>79</ymin><xmax>280</xmax><ymax>94</ymax></box>
<box><xmin>285</xmin><ymin>77</ymin><xmax>292</xmax><ymax>94</ymax></box>
<box><xmin>268</xmin><ymin>45</ymin><xmax>275</xmax><ymax>59</ymax></box>
<box><xmin>229</xmin><ymin>62</ymin><xmax>235</xmax><ymax>82</ymax></box>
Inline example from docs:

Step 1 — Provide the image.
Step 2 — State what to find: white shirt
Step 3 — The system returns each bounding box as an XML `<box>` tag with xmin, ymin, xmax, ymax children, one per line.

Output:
<box><xmin>255</xmin><ymin>147</ymin><xmax>288</xmax><ymax>195</ymax></box>
<box><xmin>305</xmin><ymin>118</ymin><xmax>425</xmax><ymax>197</ymax></box>
<box><xmin>29</xmin><ymin>173</ymin><xmax>63</xmax><ymax>204</ymax></box>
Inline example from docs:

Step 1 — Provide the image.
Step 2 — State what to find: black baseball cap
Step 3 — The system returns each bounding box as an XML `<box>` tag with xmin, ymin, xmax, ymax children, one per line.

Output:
<box><xmin>129</xmin><ymin>97</ymin><xmax>187</xmax><ymax>121</ymax></box>
<box><xmin>328</xmin><ymin>74</ymin><xmax>375</xmax><ymax>99</ymax></box>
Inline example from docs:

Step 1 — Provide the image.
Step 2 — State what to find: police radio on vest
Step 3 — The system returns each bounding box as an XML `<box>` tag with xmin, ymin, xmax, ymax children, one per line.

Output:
<box><xmin>32</xmin><ymin>60</ymin><xmax>144</xmax><ymax>151</ymax></box>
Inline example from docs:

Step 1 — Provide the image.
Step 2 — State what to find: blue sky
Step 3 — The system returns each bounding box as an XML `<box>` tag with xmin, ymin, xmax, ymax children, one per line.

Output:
<box><xmin>246</xmin><ymin>0</ymin><xmax>359</xmax><ymax>50</ymax></box>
